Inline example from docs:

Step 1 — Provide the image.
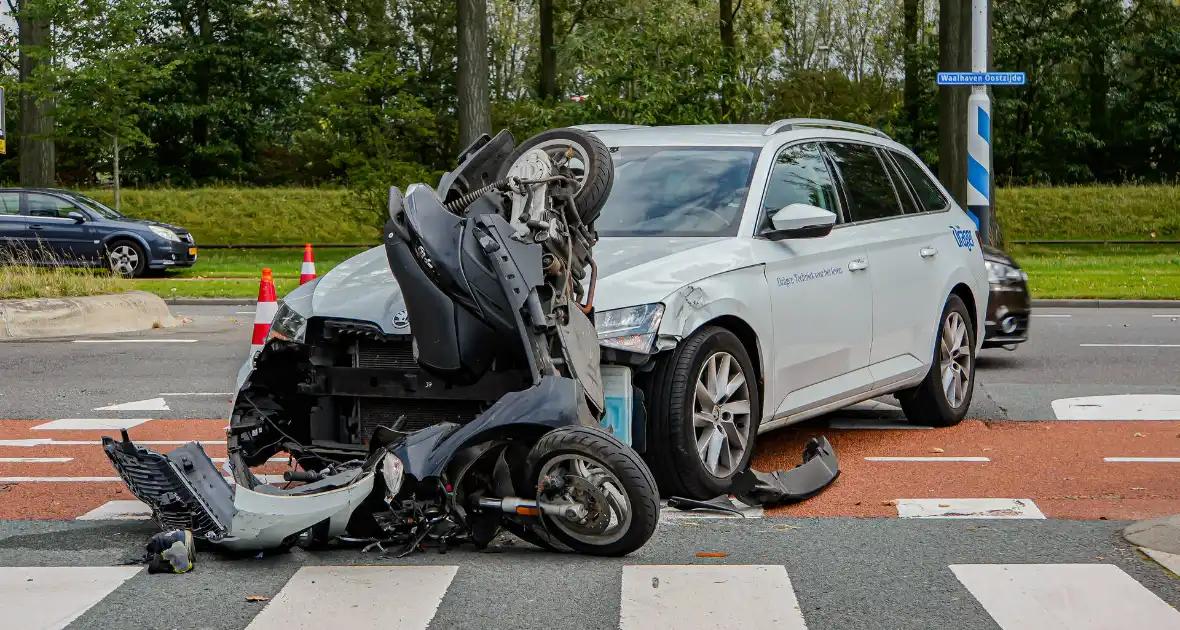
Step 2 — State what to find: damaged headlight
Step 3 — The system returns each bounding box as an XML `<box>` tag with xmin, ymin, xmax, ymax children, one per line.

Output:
<box><xmin>595</xmin><ymin>303</ymin><xmax>665</xmax><ymax>354</ymax></box>
<box><xmin>267</xmin><ymin>301</ymin><xmax>307</xmax><ymax>343</ymax></box>
<box><xmin>382</xmin><ymin>452</ymin><xmax>405</xmax><ymax>501</ymax></box>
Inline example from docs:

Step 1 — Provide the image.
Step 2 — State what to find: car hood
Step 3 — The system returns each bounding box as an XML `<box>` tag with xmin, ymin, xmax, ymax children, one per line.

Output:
<box><xmin>115</xmin><ymin>217</ymin><xmax>189</xmax><ymax>234</ymax></box>
<box><xmin>291</xmin><ymin>236</ymin><xmax>754</xmax><ymax>335</ymax></box>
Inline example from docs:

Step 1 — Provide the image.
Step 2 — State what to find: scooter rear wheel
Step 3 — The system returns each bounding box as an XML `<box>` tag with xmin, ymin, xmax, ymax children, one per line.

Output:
<box><xmin>524</xmin><ymin>426</ymin><xmax>659</xmax><ymax>557</ymax></box>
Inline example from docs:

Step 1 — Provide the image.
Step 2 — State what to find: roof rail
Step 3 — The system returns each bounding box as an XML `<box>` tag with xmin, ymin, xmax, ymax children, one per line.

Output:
<box><xmin>763</xmin><ymin>118</ymin><xmax>891</xmax><ymax>139</ymax></box>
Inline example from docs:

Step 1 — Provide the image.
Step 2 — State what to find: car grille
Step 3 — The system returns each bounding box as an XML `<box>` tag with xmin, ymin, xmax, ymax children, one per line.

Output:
<box><xmin>355</xmin><ymin>338</ymin><xmax>417</xmax><ymax>370</ymax></box>
<box><xmin>358</xmin><ymin>398</ymin><xmax>483</xmax><ymax>439</ymax></box>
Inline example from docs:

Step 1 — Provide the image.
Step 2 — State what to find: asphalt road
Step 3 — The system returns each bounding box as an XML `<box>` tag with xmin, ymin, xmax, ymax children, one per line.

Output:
<box><xmin>2</xmin><ymin>304</ymin><xmax>1179</xmax><ymax>629</ymax></box>
<box><xmin>1</xmin><ymin>305</ymin><xmax>1177</xmax><ymax>422</ymax></box>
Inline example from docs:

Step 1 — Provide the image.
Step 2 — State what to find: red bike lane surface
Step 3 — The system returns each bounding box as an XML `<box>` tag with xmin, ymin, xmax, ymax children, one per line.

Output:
<box><xmin>0</xmin><ymin>418</ymin><xmax>1177</xmax><ymax>522</ymax></box>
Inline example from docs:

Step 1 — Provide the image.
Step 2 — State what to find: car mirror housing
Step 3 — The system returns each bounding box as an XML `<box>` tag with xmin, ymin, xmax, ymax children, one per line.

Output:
<box><xmin>68</xmin><ymin>211</ymin><xmax>86</xmax><ymax>223</ymax></box>
<box><xmin>766</xmin><ymin>203</ymin><xmax>837</xmax><ymax>240</ymax></box>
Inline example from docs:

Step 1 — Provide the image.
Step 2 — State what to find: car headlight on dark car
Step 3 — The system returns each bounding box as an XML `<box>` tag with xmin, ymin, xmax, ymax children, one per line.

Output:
<box><xmin>268</xmin><ymin>301</ymin><xmax>307</xmax><ymax>343</ymax></box>
<box><xmin>985</xmin><ymin>260</ymin><xmax>1028</xmax><ymax>285</ymax></box>
<box><xmin>595</xmin><ymin>303</ymin><xmax>665</xmax><ymax>354</ymax></box>
<box><xmin>149</xmin><ymin>226</ymin><xmax>181</xmax><ymax>242</ymax></box>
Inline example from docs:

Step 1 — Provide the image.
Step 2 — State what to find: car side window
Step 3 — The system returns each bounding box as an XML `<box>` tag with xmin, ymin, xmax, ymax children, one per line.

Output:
<box><xmin>26</xmin><ymin>194</ymin><xmax>78</xmax><ymax>219</ymax></box>
<box><xmin>889</xmin><ymin>150</ymin><xmax>949</xmax><ymax>213</ymax></box>
<box><xmin>822</xmin><ymin>142</ymin><xmax>906</xmax><ymax>223</ymax></box>
<box><xmin>0</xmin><ymin>193</ymin><xmax>19</xmax><ymax>215</ymax></box>
<box><xmin>762</xmin><ymin>143</ymin><xmax>840</xmax><ymax>221</ymax></box>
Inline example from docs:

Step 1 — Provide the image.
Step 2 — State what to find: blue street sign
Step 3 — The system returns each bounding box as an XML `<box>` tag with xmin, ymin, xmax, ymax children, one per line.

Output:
<box><xmin>937</xmin><ymin>72</ymin><xmax>1026</xmax><ymax>86</ymax></box>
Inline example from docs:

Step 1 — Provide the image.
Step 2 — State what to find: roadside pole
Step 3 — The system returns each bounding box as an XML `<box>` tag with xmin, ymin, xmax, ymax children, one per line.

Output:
<box><xmin>967</xmin><ymin>0</ymin><xmax>990</xmax><ymax>245</ymax></box>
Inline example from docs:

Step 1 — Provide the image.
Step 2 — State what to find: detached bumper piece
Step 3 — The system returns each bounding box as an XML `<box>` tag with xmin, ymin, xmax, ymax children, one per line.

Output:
<box><xmin>102</xmin><ymin>430</ymin><xmax>232</xmax><ymax>541</ymax></box>
<box><xmin>666</xmin><ymin>436</ymin><xmax>840</xmax><ymax>514</ymax></box>
<box><xmin>103</xmin><ymin>429</ymin><xmax>376</xmax><ymax>553</ymax></box>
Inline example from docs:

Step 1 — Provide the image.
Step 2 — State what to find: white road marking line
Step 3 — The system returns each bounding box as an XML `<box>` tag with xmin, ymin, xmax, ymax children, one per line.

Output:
<box><xmin>828</xmin><ymin>421</ymin><xmax>934</xmax><ymax>430</ymax></box>
<box><xmin>93</xmin><ymin>397</ymin><xmax>170</xmax><ymax>412</ymax></box>
<box><xmin>158</xmin><ymin>392</ymin><xmax>232</xmax><ymax>396</ymax></box>
<box><xmin>0</xmin><ymin>457</ymin><xmax>72</xmax><ymax>463</ymax></box>
<box><xmin>1051</xmin><ymin>394</ymin><xmax>1180</xmax><ymax>420</ymax></box>
<box><xmin>77</xmin><ymin>500</ymin><xmax>152</xmax><ymax>520</ymax></box>
<box><xmin>1104</xmin><ymin>457</ymin><xmax>1180</xmax><ymax>463</ymax></box>
<box><xmin>0</xmin><ymin>566</ymin><xmax>143</xmax><ymax>630</ymax></box>
<box><xmin>210</xmin><ymin>457</ymin><xmax>288</xmax><ymax>463</ymax></box>
<box><xmin>235</xmin><ymin>311</ymin><xmax>256</xmax><ymax>314</ymax></box>
<box><xmin>1151</xmin><ymin>314</ymin><xmax>1179</xmax><ymax>318</ymax></box>
<box><xmin>865</xmin><ymin>456</ymin><xmax>990</xmax><ymax>462</ymax></box>
<box><xmin>32</xmin><ymin>418</ymin><xmax>153</xmax><ymax>431</ymax></box>
<box><xmin>0</xmin><ymin>439</ymin><xmax>195</xmax><ymax>446</ymax></box>
<box><xmin>1032</xmin><ymin>314</ymin><xmax>1072</xmax><ymax>318</ymax></box>
<box><xmin>72</xmin><ymin>339</ymin><xmax>197</xmax><ymax>343</ymax></box>
<box><xmin>245</xmin><ymin>566</ymin><xmax>458</xmax><ymax>630</ymax></box>
<box><xmin>0</xmin><ymin>474</ymin><xmax>287</xmax><ymax>484</ymax></box>
<box><xmin>895</xmin><ymin>498</ymin><xmax>1045</xmax><ymax>519</ymax></box>
<box><xmin>620</xmin><ymin>565</ymin><xmax>807</xmax><ymax>629</ymax></box>
<box><xmin>1140</xmin><ymin>548</ymin><xmax>1180</xmax><ymax>576</ymax></box>
<box><xmin>660</xmin><ymin>498</ymin><xmax>764</xmax><ymax>520</ymax></box>
<box><xmin>951</xmin><ymin>563</ymin><xmax>1180</xmax><ymax>629</ymax></box>
<box><xmin>1080</xmin><ymin>343</ymin><xmax>1180</xmax><ymax>348</ymax></box>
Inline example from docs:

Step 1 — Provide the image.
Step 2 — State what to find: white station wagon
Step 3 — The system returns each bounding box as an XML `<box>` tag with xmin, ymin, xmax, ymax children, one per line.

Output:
<box><xmin>244</xmin><ymin>119</ymin><xmax>990</xmax><ymax>500</ymax></box>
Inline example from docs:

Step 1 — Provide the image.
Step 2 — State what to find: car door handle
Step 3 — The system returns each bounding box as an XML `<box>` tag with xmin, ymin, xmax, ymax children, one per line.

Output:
<box><xmin>848</xmin><ymin>258</ymin><xmax>869</xmax><ymax>272</ymax></box>
<box><xmin>29</xmin><ymin>224</ymin><xmax>44</xmax><ymax>230</ymax></box>
<box><xmin>920</xmin><ymin>247</ymin><xmax>938</xmax><ymax>258</ymax></box>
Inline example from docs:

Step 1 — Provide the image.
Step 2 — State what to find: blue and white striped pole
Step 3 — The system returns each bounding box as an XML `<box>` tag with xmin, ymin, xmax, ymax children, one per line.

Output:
<box><xmin>967</xmin><ymin>0</ymin><xmax>991</xmax><ymax>244</ymax></box>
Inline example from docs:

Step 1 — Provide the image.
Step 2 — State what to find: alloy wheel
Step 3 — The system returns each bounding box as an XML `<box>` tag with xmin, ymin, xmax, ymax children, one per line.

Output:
<box><xmin>108</xmin><ymin>245</ymin><xmax>139</xmax><ymax>277</ymax></box>
<box><xmin>939</xmin><ymin>311</ymin><xmax>972</xmax><ymax>408</ymax></box>
<box><xmin>692</xmin><ymin>351</ymin><xmax>752</xmax><ymax>478</ymax></box>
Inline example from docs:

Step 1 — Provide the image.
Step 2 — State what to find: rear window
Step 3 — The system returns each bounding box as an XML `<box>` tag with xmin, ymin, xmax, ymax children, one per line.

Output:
<box><xmin>594</xmin><ymin>146</ymin><xmax>759</xmax><ymax>237</ymax></box>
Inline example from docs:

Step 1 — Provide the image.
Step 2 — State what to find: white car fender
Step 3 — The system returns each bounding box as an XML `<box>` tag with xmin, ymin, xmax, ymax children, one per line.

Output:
<box><xmin>919</xmin><ymin>267</ymin><xmax>989</xmax><ymax>363</ymax></box>
<box><xmin>653</xmin><ymin>265</ymin><xmax>776</xmax><ymax>412</ymax></box>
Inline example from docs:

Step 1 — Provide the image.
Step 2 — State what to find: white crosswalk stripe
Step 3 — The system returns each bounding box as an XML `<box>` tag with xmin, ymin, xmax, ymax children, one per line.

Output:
<box><xmin>245</xmin><ymin>565</ymin><xmax>458</xmax><ymax>630</ymax></box>
<box><xmin>620</xmin><ymin>564</ymin><xmax>807</xmax><ymax>629</ymax></box>
<box><xmin>2</xmin><ymin>561</ymin><xmax>1178</xmax><ymax>629</ymax></box>
<box><xmin>1</xmin><ymin>566</ymin><xmax>142</xmax><ymax>630</ymax></box>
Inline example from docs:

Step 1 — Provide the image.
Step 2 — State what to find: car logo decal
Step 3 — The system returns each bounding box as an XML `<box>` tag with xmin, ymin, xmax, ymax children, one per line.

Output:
<box><xmin>951</xmin><ymin>225</ymin><xmax>976</xmax><ymax>251</ymax></box>
<box><xmin>392</xmin><ymin>309</ymin><xmax>409</xmax><ymax>329</ymax></box>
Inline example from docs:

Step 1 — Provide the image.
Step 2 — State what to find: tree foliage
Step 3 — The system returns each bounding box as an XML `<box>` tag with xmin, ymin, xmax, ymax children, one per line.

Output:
<box><xmin>0</xmin><ymin>0</ymin><xmax>1176</xmax><ymax>197</ymax></box>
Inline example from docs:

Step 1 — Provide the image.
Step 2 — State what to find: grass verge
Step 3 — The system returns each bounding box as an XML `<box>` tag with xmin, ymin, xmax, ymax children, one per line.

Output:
<box><xmin>1009</xmin><ymin>245</ymin><xmax>1180</xmax><ymax>299</ymax></box>
<box><xmin>1</xmin><ymin>264</ymin><xmax>127</xmax><ymax>300</ymax></box>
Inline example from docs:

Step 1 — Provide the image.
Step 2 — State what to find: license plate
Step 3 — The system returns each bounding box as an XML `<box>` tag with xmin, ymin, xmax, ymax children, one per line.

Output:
<box><xmin>599</xmin><ymin>365</ymin><xmax>633</xmax><ymax>446</ymax></box>
<box><xmin>188</xmin><ymin>247</ymin><xmax>197</xmax><ymax>256</ymax></box>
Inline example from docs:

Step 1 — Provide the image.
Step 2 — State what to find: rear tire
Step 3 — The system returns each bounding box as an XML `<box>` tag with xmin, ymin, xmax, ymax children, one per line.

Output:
<box><xmin>497</xmin><ymin>127</ymin><xmax>614</xmax><ymax>225</ymax></box>
<box><xmin>643</xmin><ymin>326</ymin><xmax>761</xmax><ymax>500</ymax></box>
<box><xmin>900</xmin><ymin>294</ymin><xmax>976</xmax><ymax>427</ymax></box>
<box><xmin>524</xmin><ymin>426</ymin><xmax>658</xmax><ymax>557</ymax></box>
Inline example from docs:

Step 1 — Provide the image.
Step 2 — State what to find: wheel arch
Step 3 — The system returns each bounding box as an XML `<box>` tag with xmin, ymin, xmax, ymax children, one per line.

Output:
<box><xmin>694</xmin><ymin>314</ymin><xmax>765</xmax><ymax>408</ymax></box>
<box><xmin>101</xmin><ymin>231</ymin><xmax>152</xmax><ymax>256</ymax></box>
<box><xmin>950</xmin><ymin>282</ymin><xmax>978</xmax><ymax>334</ymax></box>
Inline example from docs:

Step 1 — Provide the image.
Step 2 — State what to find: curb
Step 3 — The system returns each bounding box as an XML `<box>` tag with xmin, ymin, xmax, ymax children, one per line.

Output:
<box><xmin>1031</xmin><ymin>299</ymin><xmax>1180</xmax><ymax>309</ymax></box>
<box><xmin>1124</xmin><ymin>515</ymin><xmax>1180</xmax><ymax>556</ymax></box>
<box><xmin>169</xmin><ymin>298</ymin><xmax>257</xmax><ymax>306</ymax></box>
<box><xmin>0</xmin><ymin>291</ymin><xmax>178</xmax><ymax>341</ymax></box>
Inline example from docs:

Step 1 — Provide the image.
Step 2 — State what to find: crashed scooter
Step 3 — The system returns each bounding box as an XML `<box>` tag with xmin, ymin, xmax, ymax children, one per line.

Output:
<box><xmin>104</xmin><ymin>127</ymin><xmax>662</xmax><ymax>557</ymax></box>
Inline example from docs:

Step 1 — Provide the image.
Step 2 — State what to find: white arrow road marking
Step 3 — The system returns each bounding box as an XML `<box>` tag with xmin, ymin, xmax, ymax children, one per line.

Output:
<box><xmin>1051</xmin><ymin>394</ymin><xmax>1180</xmax><ymax>420</ymax></box>
<box><xmin>32</xmin><ymin>418</ymin><xmax>154</xmax><ymax>431</ymax></box>
<box><xmin>93</xmin><ymin>397</ymin><xmax>170</xmax><ymax>411</ymax></box>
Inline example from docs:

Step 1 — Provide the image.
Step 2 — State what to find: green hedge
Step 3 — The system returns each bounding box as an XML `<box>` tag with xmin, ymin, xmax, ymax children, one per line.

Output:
<box><xmin>81</xmin><ymin>188</ymin><xmax>381</xmax><ymax>246</ymax></box>
<box><xmin>79</xmin><ymin>185</ymin><xmax>1180</xmax><ymax>245</ymax></box>
<box><xmin>997</xmin><ymin>185</ymin><xmax>1180</xmax><ymax>241</ymax></box>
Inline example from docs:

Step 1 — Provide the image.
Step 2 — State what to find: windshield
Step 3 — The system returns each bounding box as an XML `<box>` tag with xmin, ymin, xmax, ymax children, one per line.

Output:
<box><xmin>594</xmin><ymin>146</ymin><xmax>758</xmax><ymax>237</ymax></box>
<box><xmin>69</xmin><ymin>194</ymin><xmax>123</xmax><ymax>219</ymax></box>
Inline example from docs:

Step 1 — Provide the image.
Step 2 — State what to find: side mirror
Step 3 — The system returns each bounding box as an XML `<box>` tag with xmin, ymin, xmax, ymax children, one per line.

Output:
<box><xmin>68</xmin><ymin>211</ymin><xmax>86</xmax><ymax>223</ymax></box>
<box><xmin>765</xmin><ymin>203</ymin><xmax>836</xmax><ymax>240</ymax></box>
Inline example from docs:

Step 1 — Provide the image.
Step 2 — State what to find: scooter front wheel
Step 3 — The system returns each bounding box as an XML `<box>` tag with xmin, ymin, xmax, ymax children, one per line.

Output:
<box><xmin>524</xmin><ymin>426</ymin><xmax>659</xmax><ymax>556</ymax></box>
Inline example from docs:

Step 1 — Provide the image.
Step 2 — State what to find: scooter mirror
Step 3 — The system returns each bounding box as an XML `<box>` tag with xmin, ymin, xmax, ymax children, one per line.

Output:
<box><xmin>388</xmin><ymin>186</ymin><xmax>405</xmax><ymax>221</ymax></box>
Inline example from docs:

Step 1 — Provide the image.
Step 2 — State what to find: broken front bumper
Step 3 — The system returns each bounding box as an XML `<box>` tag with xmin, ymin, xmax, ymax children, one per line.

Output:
<box><xmin>102</xmin><ymin>431</ymin><xmax>376</xmax><ymax>551</ymax></box>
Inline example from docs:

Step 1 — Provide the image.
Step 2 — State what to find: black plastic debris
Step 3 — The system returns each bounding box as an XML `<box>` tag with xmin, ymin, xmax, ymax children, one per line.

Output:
<box><xmin>122</xmin><ymin>530</ymin><xmax>196</xmax><ymax>574</ymax></box>
<box><xmin>667</xmin><ymin>436</ymin><xmax>840</xmax><ymax>514</ymax></box>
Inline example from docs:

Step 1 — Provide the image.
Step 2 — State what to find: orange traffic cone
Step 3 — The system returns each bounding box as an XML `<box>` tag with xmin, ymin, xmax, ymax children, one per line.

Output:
<box><xmin>251</xmin><ymin>268</ymin><xmax>278</xmax><ymax>356</ymax></box>
<box><xmin>300</xmin><ymin>244</ymin><xmax>317</xmax><ymax>285</ymax></box>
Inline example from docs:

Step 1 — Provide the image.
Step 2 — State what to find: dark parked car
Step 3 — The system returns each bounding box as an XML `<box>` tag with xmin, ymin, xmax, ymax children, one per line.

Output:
<box><xmin>0</xmin><ymin>187</ymin><xmax>196</xmax><ymax>277</ymax></box>
<box><xmin>982</xmin><ymin>244</ymin><xmax>1030</xmax><ymax>349</ymax></box>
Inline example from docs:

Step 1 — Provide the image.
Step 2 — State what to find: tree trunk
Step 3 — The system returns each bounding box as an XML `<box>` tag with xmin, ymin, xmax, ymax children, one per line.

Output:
<box><xmin>113</xmin><ymin>133</ymin><xmax>121</xmax><ymax>213</ymax></box>
<box><xmin>903</xmin><ymin>0</ymin><xmax>919</xmax><ymax>145</ymax></box>
<box><xmin>538</xmin><ymin>0</ymin><xmax>557</xmax><ymax>100</ymax></box>
<box><xmin>194</xmin><ymin>0</ymin><xmax>211</xmax><ymax>149</ymax></box>
<box><xmin>937</xmin><ymin>0</ymin><xmax>970</xmax><ymax>209</ymax></box>
<box><xmin>18</xmin><ymin>3</ymin><xmax>55</xmax><ymax>188</ymax></box>
<box><xmin>457</xmin><ymin>0</ymin><xmax>490</xmax><ymax>147</ymax></box>
<box><xmin>719</xmin><ymin>0</ymin><xmax>737</xmax><ymax>120</ymax></box>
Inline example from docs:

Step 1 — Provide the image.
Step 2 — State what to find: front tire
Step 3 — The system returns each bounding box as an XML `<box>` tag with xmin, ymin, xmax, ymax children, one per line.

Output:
<box><xmin>524</xmin><ymin>426</ymin><xmax>658</xmax><ymax>557</ymax></box>
<box><xmin>644</xmin><ymin>326</ymin><xmax>761</xmax><ymax>500</ymax></box>
<box><xmin>105</xmin><ymin>240</ymin><xmax>147</xmax><ymax>278</ymax></box>
<box><xmin>900</xmin><ymin>294</ymin><xmax>976</xmax><ymax>427</ymax></box>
